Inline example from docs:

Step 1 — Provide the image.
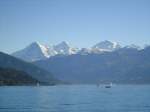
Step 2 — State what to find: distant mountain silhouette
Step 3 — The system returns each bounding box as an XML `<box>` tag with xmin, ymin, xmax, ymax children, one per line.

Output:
<box><xmin>0</xmin><ymin>52</ymin><xmax>60</xmax><ymax>85</ymax></box>
<box><xmin>34</xmin><ymin>47</ymin><xmax>150</xmax><ymax>84</ymax></box>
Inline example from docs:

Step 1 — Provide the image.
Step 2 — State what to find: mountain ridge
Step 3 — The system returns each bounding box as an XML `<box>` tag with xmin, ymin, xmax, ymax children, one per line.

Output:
<box><xmin>12</xmin><ymin>40</ymin><xmax>142</xmax><ymax>62</ymax></box>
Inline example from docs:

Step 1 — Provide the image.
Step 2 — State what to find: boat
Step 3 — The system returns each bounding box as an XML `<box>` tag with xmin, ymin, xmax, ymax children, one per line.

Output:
<box><xmin>105</xmin><ymin>83</ymin><xmax>112</xmax><ymax>88</ymax></box>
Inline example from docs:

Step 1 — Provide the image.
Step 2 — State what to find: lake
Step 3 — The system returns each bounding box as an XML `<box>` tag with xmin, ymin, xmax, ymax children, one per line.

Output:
<box><xmin>0</xmin><ymin>85</ymin><xmax>150</xmax><ymax>112</ymax></box>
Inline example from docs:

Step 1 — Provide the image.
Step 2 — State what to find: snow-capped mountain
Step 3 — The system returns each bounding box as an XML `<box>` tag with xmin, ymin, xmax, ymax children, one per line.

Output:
<box><xmin>92</xmin><ymin>40</ymin><xmax>121</xmax><ymax>51</ymax></box>
<box><xmin>53</xmin><ymin>41</ymin><xmax>79</xmax><ymax>55</ymax></box>
<box><xmin>124</xmin><ymin>44</ymin><xmax>141</xmax><ymax>50</ymax></box>
<box><xmin>12</xmin><ymin>40</ymin><xmax>141</xmax><ymax>62</ymax></box>
<box><xmin>12</xmin><ymin>41</ymin><xmax>79</xmax><ymax>62</ymax></box>
<box><xmin>12</xmin><ymin>42</ymin><xmax>50</xmax><ymax>62</ymax></box>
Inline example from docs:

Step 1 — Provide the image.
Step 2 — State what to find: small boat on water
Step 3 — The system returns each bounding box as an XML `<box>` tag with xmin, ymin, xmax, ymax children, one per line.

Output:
<box><xmin>105</xmin><ymin>83</ymin><xmax>112</xmax><ymax>88</ymax></box>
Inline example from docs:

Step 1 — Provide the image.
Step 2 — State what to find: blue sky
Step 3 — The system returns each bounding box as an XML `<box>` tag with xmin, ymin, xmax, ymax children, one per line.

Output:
<box><xmin>0</xmin><ymin>0</ymin><xmax>150</xmax><ymax>53</ymax></box>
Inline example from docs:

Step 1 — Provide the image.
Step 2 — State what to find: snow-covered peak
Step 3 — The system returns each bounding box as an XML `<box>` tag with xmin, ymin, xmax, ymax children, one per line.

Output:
<box><xmin>58</xmin><ymin>41</ymin><xmax>69</xmax><ymax>47</ymax></box>
<box><xmin>53</xmin><ymin>41</ymin><xmax>74</xmax><ymax>55</ymax></box>
<box><xmin>12</xmin><ymin>42</ymin><xmax>50</xmax><ymax>62</ymax></box>
<box><xmin>29</xmin><ymin>41</ymin><xmax>50</xmax><ymax>57</ymax></box>
<box><xmin>29</xmin><ymin>41</ymin><xmax>40</xmax><ymax>48</ymax></box>
<box><xmin>54</xmin><ymin>41</ymin><xmax>70</xmax><ymax>50</ymax></box>
<box><xmin>92</xmin><ymin>40</ymin><xmax>121</xmax><ymax>51</ymax></box>
<box><xmin>125</xmin><ymin>44</ymin><xmax>141</xmax><ymax>50</ymax></box>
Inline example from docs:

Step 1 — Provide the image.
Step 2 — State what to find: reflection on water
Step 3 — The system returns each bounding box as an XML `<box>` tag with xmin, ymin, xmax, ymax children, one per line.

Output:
<box><xmin>0</xmin><ymin>85</ymin><xmax>150</xmax><ymax>112</ymax></box>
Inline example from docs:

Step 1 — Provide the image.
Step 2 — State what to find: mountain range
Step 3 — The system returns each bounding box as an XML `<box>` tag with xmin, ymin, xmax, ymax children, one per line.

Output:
<box><xmin>34</xmin><ymin>46</ymin><xmax>150</xmax><ymax>84</ymax></box>
<box><xmin>2</xmin><ymin>40</ymin><xmax>150</xmax><ymax>84</ymax></box>
<box><xmin>12</xmin><ymin>40</ymin><xmax>125</xmax><ymax>62</ymax></box>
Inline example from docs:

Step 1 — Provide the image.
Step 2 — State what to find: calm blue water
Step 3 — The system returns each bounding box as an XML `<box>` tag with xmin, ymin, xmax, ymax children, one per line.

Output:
<box><xmin>0</xmin><ymin>85</ymin><xmax>150</xmax><ymax>112</ymax></box>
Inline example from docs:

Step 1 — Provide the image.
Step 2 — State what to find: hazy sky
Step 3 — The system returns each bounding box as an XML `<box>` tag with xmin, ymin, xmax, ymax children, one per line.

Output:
<box><xmin>0</xmin><ymin>0</ymin><xmax>150</xmax><ymax>53</ymax></box>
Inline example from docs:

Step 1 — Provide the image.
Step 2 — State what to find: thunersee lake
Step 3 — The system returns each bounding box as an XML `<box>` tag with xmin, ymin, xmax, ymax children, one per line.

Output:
<box><xmin>0</xmin><ymin>85</ymin><xmax>150</xmax><ymax>112</ymax></box>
